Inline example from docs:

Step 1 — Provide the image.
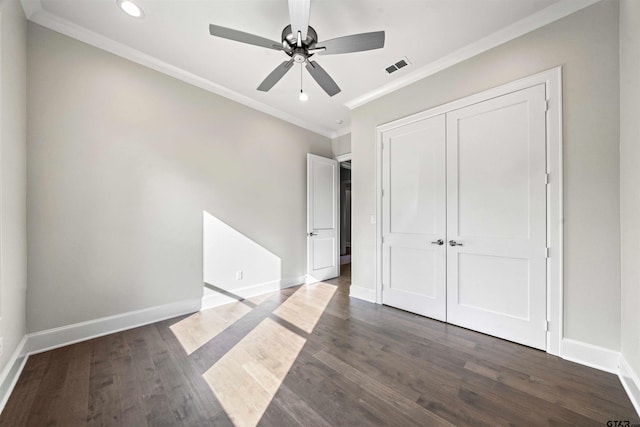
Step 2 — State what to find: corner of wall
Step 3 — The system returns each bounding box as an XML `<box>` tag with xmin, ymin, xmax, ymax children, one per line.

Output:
<box><xmin>331</xmin><ymin>133</ymin><xmax>352</xmax><ymax>158</ymax></box>
<box><xmin>0</xmin><ymin>0</ymin><xmax>28</xmax><ymax>382</ymax></box>
<box><xmin>619</xmin><ymin>1</ymin><xmax>640</xmax><ymax>417</ymax></box>
<box><xmin>349</xmin><ymin>285</ymin><xmax>376</xmax><ymax>303</ymax></box>
<box><xmin>0</xmin><ymin>336</ymin><xmax>28</xmax><ymax>414</ymax></box>
<box><xmin>619</xmin><ymin>354</ymin><xmax>640</xmax><ymax>416</ymax></box>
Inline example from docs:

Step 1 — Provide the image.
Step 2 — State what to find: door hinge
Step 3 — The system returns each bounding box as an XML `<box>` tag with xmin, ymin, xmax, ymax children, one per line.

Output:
<box><xmin>545</xmin><ymin>173</ymin><xmax>550</xmax><ymax>185</ymax></box>
<box><xmin>381</xmin><ymin>236</ymin><xmax>385</xmax><ymax>244</ymax></box>
<box><xmin>545</xmin><ymin>320</ymin><xmax>549</xmax><ymax>331</ymax></box>
<box><xmin>544</xmin><ymin>100</ymin><xmax>549</xmax><ymax>112</ymax></box>
<box><xmin>545</xmin><ymin>247</ymin><xmax>550</xmax><ymax>258</ymax></box>
<box><xmin>382</xmin><ymin>189</ymin><xmax>384</xmax><ymax>197</ymax></box>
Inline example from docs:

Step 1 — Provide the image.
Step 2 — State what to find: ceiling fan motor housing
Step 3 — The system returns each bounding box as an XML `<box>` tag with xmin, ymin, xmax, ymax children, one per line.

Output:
<box><xmin>282</xmin><ymin>24</ymin><xmax>318</xmax><ymax>62</ymax></box>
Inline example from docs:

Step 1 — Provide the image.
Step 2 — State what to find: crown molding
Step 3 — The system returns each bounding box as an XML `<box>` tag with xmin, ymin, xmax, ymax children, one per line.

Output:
<box><xmin>20</xmin><ymin>0</ymin><xmax>336</xmax><ymax>139</ymax></box>
<box><xmin>21</xmin><ymin>0</ymin><xmax>597</xmax><ymax>136</ymax></box>
<box><xmin>345</xmin><ymin>0</ymin><xmax>601</xmax><ymax>110</ymax></box>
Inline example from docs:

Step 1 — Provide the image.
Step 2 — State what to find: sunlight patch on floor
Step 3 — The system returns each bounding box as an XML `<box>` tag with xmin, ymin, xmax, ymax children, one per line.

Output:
<box><xmin>273</xmin><ymin>282</ymin><xmax>338</xmax><ymax>333</ymax></box>
<box><xmin>170</xmin><ymin>292</ymin><xmax>274</xmax><ymax>355</ymax></box>
<box><xmin>201</xmin><ymin>282</ymin><xmax>338</xmax><ymax>426</ymax></box>
<box><xmin>203</xmin><ymin>317</ymin><xmax>306</xmax><ymax>427</ymax></box>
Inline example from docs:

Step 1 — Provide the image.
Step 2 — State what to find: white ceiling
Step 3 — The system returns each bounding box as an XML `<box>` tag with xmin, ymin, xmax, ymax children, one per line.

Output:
<box><xmin>21</xmin><ymin>0</ymin><xmax>595</xmax><ymax>137</ymax></box>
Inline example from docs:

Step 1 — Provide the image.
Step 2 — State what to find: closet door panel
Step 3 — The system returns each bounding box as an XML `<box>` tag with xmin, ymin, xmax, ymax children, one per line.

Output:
<box><xmin>446</xmin><ymin>84</ymin><xmax>547</xmax><ymax>350</ymax></box>
<box><xmin>381</xmin><ymin>115</ymin><xmax>446</xmax><ymax>320</ymax></box>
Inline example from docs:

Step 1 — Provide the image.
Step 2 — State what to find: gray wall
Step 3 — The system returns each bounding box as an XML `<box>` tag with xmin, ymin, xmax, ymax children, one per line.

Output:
<box><xmin>332</xmin><ymin>133</ymin><xmax>351</xmax><ymax>157</ymax></box>
<box><xmin>0</xmin><ymin>0</ymin><xmax>27</xmax><ymax>372</ymax></box>
<box><xmin>351</xmin><ymin>0</ymin><xmax>621</xmax><ymax>350</ymax></box>
<box><xmin>26</xmin><ymin>23</ymin><xmax>331</xmax><ymax>333</ymax></box>
<box><xmin>620</xmin><ymin>0</ymin><xmax>640</xmax><ymax>376</ymax></box>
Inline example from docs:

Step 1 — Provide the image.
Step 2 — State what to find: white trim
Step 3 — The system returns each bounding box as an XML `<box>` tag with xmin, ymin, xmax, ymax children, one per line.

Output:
<box><xmin>349</xmin><ymin>285</ymin><xmax>376</xmax><ymax>303</ymax></box>
<box><xmin>375</xmin><ymin>67</ymin><xmax>563</xmax><ymax>356</ymax></box>
<box><xmin>201</xmin><ymin>275</ymin><xmax>305</xmax><ymax>310</ymax></box>
<box><xmin>560</xmin><ymin>338</ymin><xmax>620</xmax><ymax>374</ymax></box>
<box><xmin>376</xmin><ymin>68</ymin><xmax>561</xmax><ymax>133</ymax></box>
<box><xmin>619</xmin><ymin>355</ymin><xmax>640</xmax><ymax>416</ymax></box>
<box><xmin>334</xmin><ymin>153</ymin><xmax>352</xmax><ymax>163</ymax></box>
<box><xmin>545</xmin><ymin>67</ymin><xmax>563</xmax><ymax>356</ymax></box>
<box><xmin>27</xmin><ymin>298</ymin><xmax>200</xmax><ymax>355</ymax></box>
<box><xmin>0</xmin><ymin>298</ymin><xmax>197</xmax><ymax>412</ymax></box>
<box><xmin>0</xmin><ymin>336</ymin><xmax>28</xmax><ymax>414</ymax></box>
<box><xmin>375</xmin><ymin>123</ymin><xmax>384</xmax><ymax>305</ymax></box>
<box><xmin>20</xmin><ymin>4</ymin><xmax>335</xmax><ymax>139</ymax></box>
<box><xmin>304</xmin><ymin>274</ymin><xmax>319</xmax><ymax>285</ymax></box>
<box><xmin>1</xmin><ymin>305</ymin><xmax>639</xmax><ymax>417</ymax></box>
<box><xmin>19</xmin><ymin>0</ymin><xmax>597</xmax><ymax>138</ymax></box>
<box><xmin>346</xmin><ymin>0</ymin><xmax>598</xmax><ymax>109</ymax></box>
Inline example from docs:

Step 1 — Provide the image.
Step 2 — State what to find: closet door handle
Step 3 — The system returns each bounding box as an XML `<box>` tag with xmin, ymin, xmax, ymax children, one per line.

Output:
<box><xmin>449</xmin><ymin>240</ymin><xmax>463</xmax><ymax>246</ymax></box>
<box><xmin>430</xmin><ymin>239</ymin><xmax>444</xmax><ymax>245</ymax></box>
<box><xmin>308</xmin><ymin>232</ymin><xmax>317</xmax><ymax>236</ymax></box>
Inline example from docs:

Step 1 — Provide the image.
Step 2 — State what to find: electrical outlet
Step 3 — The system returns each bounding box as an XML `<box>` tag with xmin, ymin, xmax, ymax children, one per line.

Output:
<box><xmin>236</xmin><ymin>270</ymin><xmax>243</xmax><ymax>280</ymax></box>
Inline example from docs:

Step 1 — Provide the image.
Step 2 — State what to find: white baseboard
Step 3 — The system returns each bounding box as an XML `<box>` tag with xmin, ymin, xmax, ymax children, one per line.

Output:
<box><xmin>201</xmin><ymin>275</ymin><xmax>305</xmax><ymax>311</ymax></box>
<box><xmin>349</xmin><ymin>285</ymin><xmax>376</xmax><ymax>303</ymax></box>
<box><xmin>560</xmin><ymin>338</ymin><xmax>620</xmax><ymax>374</ymax></box>
<box><xmin>304</xmin><ymin>275</ymin><xmax>319</xmax><ymax>285</ymax></box>
<box><xmin>1</xmin><ymin>298</ymin><xmax>200</xmax><ymax>415</ymax></box>
<box><xmin>619</xmin><ymin>354</ymin><xmax>640</xmax><ymax>416</ymax></box>
<box><xmin>27</xmin><ymin>298</ymin><xmax>201</xmax><ymax>355</ymax></box>
<box><xmin>0</xmin><ymin>336</ymin><xmax>29</xmax><ymax>414</ymax></box>
<box><xmin>281</xmin><ymin>275</ymin><xmax>306</xmax><ymax>288</ymax></box>
<box><xmin>3</xmin><ymin>305</ymin><xmax>639</xmax><ymax>419</ymax></box>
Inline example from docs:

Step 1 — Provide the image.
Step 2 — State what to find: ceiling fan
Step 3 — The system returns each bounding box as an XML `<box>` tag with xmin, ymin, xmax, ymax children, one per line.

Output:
<box><xmin>209</xmin><ymin>0</ymin><xmax>385</xmax><ymax>97</ymax></box>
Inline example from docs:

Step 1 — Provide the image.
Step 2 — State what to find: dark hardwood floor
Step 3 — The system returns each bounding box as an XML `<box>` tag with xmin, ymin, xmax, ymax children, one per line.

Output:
<box><xmin>1</xmin><ymin>263</ymin><xmax>638</xmax><ymax>426</ymax></box>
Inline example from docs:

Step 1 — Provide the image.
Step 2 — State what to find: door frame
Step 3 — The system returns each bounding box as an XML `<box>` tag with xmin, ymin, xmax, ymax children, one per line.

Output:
<box><xmin>374</xmin><ymin>67</ymin><xmax>563</xmax><ymax>356</ymax></box>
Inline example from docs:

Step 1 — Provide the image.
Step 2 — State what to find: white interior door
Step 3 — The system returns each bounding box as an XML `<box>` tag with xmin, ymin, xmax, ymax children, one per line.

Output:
<box><xmin>446</xmin><ymin>84</ymin><xmax>547</xmax><ymax>350</ymax></box>
<box><xmin>381</xmin><ymin>115</ymin><xmax>447</xmax><ymax>320</ymax></box>
<box><xmin>307</xmin><ymin>154</ymin><xmax>339</xmax><ymax>283</ymax></box>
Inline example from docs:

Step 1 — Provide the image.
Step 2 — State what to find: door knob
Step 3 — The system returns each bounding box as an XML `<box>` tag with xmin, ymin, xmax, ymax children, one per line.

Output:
<box><xmin>308</xmin><ymin>232</ymin><xmax>317</xmax><ymax>236</ymax></box>
<box><xmin>430</xmin><ymin>239</ymin><xmax>444</xmax><ymax>245</ymax></box>
<box><xmin>449</xmin><ymin>240</ymin><xmax>463</xmax><ymax>246</ymax></box>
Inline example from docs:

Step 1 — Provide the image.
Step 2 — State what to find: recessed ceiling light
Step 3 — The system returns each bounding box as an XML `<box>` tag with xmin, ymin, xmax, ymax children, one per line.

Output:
<box><xmin>117</xmin><ymin>0</ymin><xmax>144</xmax><ymax>18</ymax></box>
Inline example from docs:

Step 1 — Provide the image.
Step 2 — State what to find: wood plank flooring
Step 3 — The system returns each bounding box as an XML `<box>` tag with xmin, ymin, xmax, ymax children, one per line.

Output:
<box><xmin>1</xmin><ymin>263</ymin><xmax>638</xmax><ymax>426</ymax></box>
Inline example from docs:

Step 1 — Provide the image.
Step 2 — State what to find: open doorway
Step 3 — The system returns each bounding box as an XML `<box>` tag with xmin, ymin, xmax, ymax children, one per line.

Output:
<box><xmin>339</xmin><ymin>160</ymin><xmax>351</xmax><ymax>283</ymax></box>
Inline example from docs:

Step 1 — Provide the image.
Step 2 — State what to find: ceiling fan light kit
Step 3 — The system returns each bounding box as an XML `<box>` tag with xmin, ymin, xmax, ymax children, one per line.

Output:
<box><xmin>209</xmin><ymin>0</ymin><xmax>385</xmax><ymax>98</ymax></box>
<box><xmin>116</xmin><ymin>0</ymin><xmax>144</xmax><ymax>18</ymax></box>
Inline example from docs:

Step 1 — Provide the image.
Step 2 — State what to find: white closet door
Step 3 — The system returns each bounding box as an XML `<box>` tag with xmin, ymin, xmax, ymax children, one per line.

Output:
<box><xmin>382</xmin><ymin>115</ymin><xmax>447</xmax><ymax>320</ymax></box>
<box><xmin>307</xmin><ymin>154</ymin><xmax>339</xmax><ymax>283</ymax></box>
<box><xmin>446</xmin><ymin>84</ymin><xmax>547</xmax><ymax>350</ymax></box>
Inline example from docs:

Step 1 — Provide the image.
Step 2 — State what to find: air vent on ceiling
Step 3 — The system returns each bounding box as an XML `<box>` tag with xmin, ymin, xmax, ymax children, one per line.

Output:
<box><xmin>385</xmin><ymin>56</ymin><xmax>411</xmax><ymax>74</ymax></box>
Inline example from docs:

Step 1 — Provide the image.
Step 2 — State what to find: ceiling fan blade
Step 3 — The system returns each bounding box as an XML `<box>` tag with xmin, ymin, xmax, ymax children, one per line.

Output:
<box><xmin>209</xmin><ymin>24</ymin><xmax>283</xmax><ymax>51</ymax></box>
<box><xmin>317</xmin><ymin>31</ymin><xmax>385</xmax><ymax>55</ymax></box>
<box><xmin>257</xmin><ymin>59</ymin><xmax>295</xmax><ymax>92</ymax></box>
<box><xmin>305</xmin><ymin>61</ymin><xmax>341</xmax><ymax>97</ymax></box>
<box><xmin>288</xmin><ymin>0</ymin><xmax>310</xmax><ymax>45</ymax></box>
